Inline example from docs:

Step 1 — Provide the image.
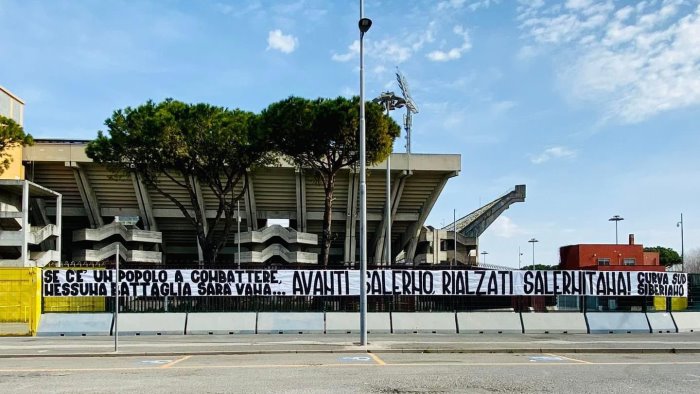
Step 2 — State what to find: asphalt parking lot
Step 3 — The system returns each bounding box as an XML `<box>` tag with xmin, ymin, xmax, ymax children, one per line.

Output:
<box><xmin>0</xmin><ymin>333</ymin><xmax>699</xmax><ymax>393</ymax></box>
<box><xmin>1</xmin><ymin>351</ymin><xmax>699</xmax><ymax>393</ymax></box>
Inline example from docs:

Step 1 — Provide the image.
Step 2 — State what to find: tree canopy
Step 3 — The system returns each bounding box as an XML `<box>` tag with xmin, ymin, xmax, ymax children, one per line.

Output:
<box><xmin>86</xmin><ymin>99</ymin><xmax>272</xmax><ymax>264</ymax></box>
<box><xmin>0</xmin><ymin>115</ymin><xmax>33</xmax><ymax>175</ymax></box>
<box><xmin>643</xmin><ymin>246</ymin><xmax>682</xmax><ymax>267</ymax></box>
<box><xmin>260</xmin><ymin>96</ymin><xmax>401</xmax><ymax>266</ymax></box>
<box><xmin>521</xmin><ymin>264</ymin><xmax>559</xmax><ymax>270</ymax></box>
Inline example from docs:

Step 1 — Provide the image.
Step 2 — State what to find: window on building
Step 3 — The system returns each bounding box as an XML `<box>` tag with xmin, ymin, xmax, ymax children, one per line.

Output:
<box><xmin>10</xmin><ymin>100</ymin><xmax>23</xmax><ymax>124</ymax></box>
<box><xmin>0</xmin><ymin>92</ymin><xmax>10</xmax><ymax>117</ymax></box>
<box><xmin>623</xmin><ymin>258</ymin><xmax>636</xmax><ymax>266</ymax></box>
<box><xmin>597</xmin><ymin>258</ymin><xmax>610</xmax><ymax>266</ymax></box>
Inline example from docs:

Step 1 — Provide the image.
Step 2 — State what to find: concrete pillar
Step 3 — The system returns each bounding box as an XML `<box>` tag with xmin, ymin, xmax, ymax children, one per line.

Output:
<box><xmin>295</xmin><ymin>169</ymin><xmax>307</xmax><ymax>232</ymax></box>
<box><xmin>373</xmin><ymin>172</ymin><xmax>409</xmax><ymax>264</ymax></box>
<box><xmin>131</xmin><ymin>173</ymin><xmax>157</xmax><ymax>231</ymax></box>
<box><xmin>343</xmin><ymin>171</ymin><xmax>359</xmax><ymax>263</ymax></box>
<box><xmin>70</xmin><ymin>163</ymin><xmax>103</xmax><ymax>228</ymax></box>
<box><xmin>245</xmin><ymin>172</ymin><xmax>258</xmax><ymax>231</ymax></box>
<box><xmin>21</xmin><ymin>181</ymin><xmax>29</xmax><ymax>266</ymax></box>
<box><xmin>56</xmin><ymin>194</ymin><xmax>62</xmax><ymax>266</ymax></box>
<box><xmin>403</xmin><ymin>172</ymin><xmax>455</xmax><ymax>264</ymax></box>
<box><xmin>192</xmin><ymin>177</ymin><xmax>208</xmax><ymax>262</ymax></box>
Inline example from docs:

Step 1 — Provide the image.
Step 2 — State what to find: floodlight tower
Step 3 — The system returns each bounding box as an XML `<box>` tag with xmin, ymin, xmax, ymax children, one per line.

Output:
<box><xmin>372</xmin><ymin>92</ymin><xmax>405</xmax><ymax>266</ymax></box>
<box><xmin>396</xmin><ymin>68</ymin><xmax>419</xmax><ymax>171</ymax></box>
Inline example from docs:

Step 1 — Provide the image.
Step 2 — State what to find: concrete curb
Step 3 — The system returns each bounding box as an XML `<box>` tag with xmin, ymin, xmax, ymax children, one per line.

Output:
<box><xmin>2</xmin><ymin>347</ymin><xmax>700</xmax><ymax>358</ymax></box>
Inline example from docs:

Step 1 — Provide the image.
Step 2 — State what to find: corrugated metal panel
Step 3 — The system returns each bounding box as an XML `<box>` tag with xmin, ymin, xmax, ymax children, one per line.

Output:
<box><xmin>29</xmin><ymin>162</ymin><xmax>82</xmax><ymax>208</ymax></box>
<box><xmin>83</xmin><ymin>164</ymin><xmax>138</xmax><ymax>209</ymax></box>
<box><xmin>365</xmin><ymin>170</ymin><xmax>386</xmax><ymax>213</ymax></box>
<box><xmin>198</xmin><ymin>176</ymin><xmax>246</xmax><ymax>212</ymax></box>
<box><xmin>252</xmin><ymin>167</ymin><xmax>296</xmax><ymax>212</ymax></box>
<box><xmin>147</xmin><ymin>174</ymin><xmax>195</xmax><ymax>211</ymax></box>
<box><xmin>397</xmin><ymin>174</ymin><xmax>440</xmax><ymax>213</ymax></box>
<box><xmin>157</xmin><ymin>218</ymin><xmax>197</xmax><ymax>245</ymax></box>
<box><xmin>304</xmin><ymin>171</ymin><xmax>325</xmax><ymax>212</ymax></box>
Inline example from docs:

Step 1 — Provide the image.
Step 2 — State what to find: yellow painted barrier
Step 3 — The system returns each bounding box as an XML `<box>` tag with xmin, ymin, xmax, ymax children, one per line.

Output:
<box><xmin>43</xmin><ymin>296</ymin><xmax>106</xmax><ymax>312</ymax></box>
<box><xmin>654</xmin><ymin>296</ymin><xmax>688</xmax><ymax>311</ymax></box>
<box><xmin>0</xmin><ymin>268</ymin><xmax>41</xmax><ymax>336</ymax></box>
<box><xmin>42</xmin><ymin>268</ymin><xmax>107</xmax><ymax>313</ymax></box>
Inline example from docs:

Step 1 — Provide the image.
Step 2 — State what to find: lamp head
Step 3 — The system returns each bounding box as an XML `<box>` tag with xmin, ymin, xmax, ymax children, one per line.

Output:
<box><xmin>359</xmin><ymin>18</ymin><xmax>372</xmax><ymax>34</ymax></box>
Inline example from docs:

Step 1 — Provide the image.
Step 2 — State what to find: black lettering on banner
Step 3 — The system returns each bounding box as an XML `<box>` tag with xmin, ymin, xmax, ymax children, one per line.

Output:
<box><xmin>455</xmin><ymin>271</ymin><xmax>467</xmax><ymax>295</ymax></box>
<box><xmin>523</xmin><ymin>271</ymin><xmax>533</xmax><ymax>295</ymax></box>
<box><xmin>533</xmin><ymin>271</ymin><xmax>546</xmax><ymax>295</ymax></box>
<box><xmin>43</xmin><ymin>270</ymin><xmax>58</xmax><ymax>284</ymax></box>
<box><xmin>93</xmin><ymin>270</ymin><xmax>113</xmax><ymax>283</ymax></box>
<box><xmin>475</xmin><ymin>271</ymin><xmax>486</xmax><ymax>295</ymax></box>
<box><xmin>424</xmin><ymin>271</ymin><xmax>434</xmax><ymax>295</ymax></box>
<box><xmin>487</xmin><ymin>271</ymin><xmax>498</xmax><ymax>295</ymax></box>
<box><xmin>442</xmin><ymin>271</ymin><xmax>452</xmax><ymax>295</ymax></box>
<box><xmin>40</xmin><ymin>269</ymin><xmax>687</xmax><ymax>298</ymax></box>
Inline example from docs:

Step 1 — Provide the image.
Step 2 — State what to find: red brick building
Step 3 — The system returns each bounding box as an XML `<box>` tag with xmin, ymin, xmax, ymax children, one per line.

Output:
<box><xmin>560</xmin><ymin>234</ymin><xmax>663</xmax><ymax>272</ymax></box>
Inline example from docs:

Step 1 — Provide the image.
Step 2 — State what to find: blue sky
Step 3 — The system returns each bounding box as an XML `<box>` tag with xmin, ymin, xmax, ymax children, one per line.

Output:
<box><xmin>1</xmin><ymin>0</ymin><xmax>699</xmax><ymax>268</ymax></box>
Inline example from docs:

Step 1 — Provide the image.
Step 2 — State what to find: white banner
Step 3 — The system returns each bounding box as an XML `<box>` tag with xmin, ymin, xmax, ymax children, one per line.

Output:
<box><xmin>42</xmin><ymin>269</ymin><xmax>688</xmax><ymax>298</ymax></box>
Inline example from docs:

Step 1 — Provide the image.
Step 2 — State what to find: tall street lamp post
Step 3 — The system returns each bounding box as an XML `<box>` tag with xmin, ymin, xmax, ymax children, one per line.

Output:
<box><xmin>677</xmin><ymin>213</ymin><xmax>684</xmax><ymax>272</ymax></box>
<box><xmin>358</xmin><ymin>0</ymin><xmax>372</xmax><ymax>347</ymax></box>
<box><xmin>609</xmin><ymin>215</ymin><xmax>624</xmax><ymax>244</ymax></box>
<box><xmin>481</xmin><ymin>250</ymin><xmax>488</xmax><ymax>265</ymax></box>
<box><xmin>528</xmin><ymin>238</ymin><xmax>538</xmax><ymax>266</ymax></box>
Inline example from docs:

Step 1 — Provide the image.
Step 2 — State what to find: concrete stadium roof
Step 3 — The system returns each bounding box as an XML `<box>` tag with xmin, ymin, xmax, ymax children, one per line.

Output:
<box><xmin>23</xmin><ymin>140</ymin><xmax>460</xmax><ymax>263</ymax></box>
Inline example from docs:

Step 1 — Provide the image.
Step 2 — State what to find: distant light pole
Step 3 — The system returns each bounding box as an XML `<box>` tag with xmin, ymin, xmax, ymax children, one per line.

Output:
<box><xmin>372</xmin><ymin>92</ymin><xmax>405</xmax><ymax>266</ymax></box>
<box><xmin>237</xmin><ymin>200</ymin><xmax>241</xmax><ymax>269</ymax></box>
<box><xmin>481</xmin><ymin>250</ymin><xmax>488</xmax><ymax>265</ymax></box>
<box><xmin>609</xmin><ymin>215</ymin><xmax>624</xmax><ymax>244</ymax></box>
<box><xmin>677</xmin><ymin>213</ymin><xmax>684</xmax><ymax>272</ymax></box>
<box><xmin>528</xmin><ymin>238</ymin><xmax>538</xmax><ymax>266</ymax></box>
<box><xmin>453</xmin><ymin>209</ymin><xmax>457</xmax><ymax>266</ymax></box>
<box><xmin>518</xmin><ymin>247</ymin><xmax>524</xmax><ymax>269</ymax></box>
<box><xmin>358</xmin><ymin>0</ymin><xmax>372</xmax><ymax>347</ymax></box>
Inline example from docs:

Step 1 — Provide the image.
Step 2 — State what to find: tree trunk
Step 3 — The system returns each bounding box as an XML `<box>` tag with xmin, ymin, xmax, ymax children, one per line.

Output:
<box><xmin>321</xmin><ymin>174</ymin><xmax>335</xmax><ymax>267</ymax></box>
<box><xmin>198</xmin><ymin>231</ymin><xmax>219</xmax><ymax>267</ymax></box>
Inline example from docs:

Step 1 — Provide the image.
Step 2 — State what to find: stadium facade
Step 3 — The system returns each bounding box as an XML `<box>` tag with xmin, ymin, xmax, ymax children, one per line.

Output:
<box><xmin>1</xmin><ymin>87</ymin><xmax>528</xmax><ymax>268</ymax></box>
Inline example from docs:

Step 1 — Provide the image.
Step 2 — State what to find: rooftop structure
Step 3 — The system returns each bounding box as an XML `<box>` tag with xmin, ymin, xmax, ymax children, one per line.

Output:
<box><xmin>560</xmin><ymin>234</ymin><xmax>664</xmax><ymax>272</ymax></box>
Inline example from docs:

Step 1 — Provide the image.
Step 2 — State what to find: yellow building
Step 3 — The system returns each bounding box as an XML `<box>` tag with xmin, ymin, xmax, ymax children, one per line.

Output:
<box><xmin>0</xmin><ymin>85</ymin><xmax>26</xmax><ymax>180</ymax></box>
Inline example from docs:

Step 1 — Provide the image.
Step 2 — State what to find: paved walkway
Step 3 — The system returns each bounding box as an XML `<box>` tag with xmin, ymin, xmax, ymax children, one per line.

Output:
<box><xmin>1</xmin><ymin>333</ymin><xmax>700</xmax><ymax>357</ymax></box>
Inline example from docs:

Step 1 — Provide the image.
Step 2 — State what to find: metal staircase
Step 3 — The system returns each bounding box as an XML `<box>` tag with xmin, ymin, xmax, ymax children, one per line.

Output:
<box><xmin>442</xmin><ymin>185</ymin><xmax>526</xmax><ymax>238</ymax></box>
<box><xmin>72</xmin><ymin>241</ymin><xmax>162</xmax><ymax>263</ymax></box>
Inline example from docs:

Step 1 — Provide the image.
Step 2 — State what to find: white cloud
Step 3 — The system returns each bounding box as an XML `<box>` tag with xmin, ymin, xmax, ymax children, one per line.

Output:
<box><xmin>340</xmin><ymin>86</ymin><xmax>355</xmax><ymax>97</ymax></box>
<box><xmin>266</xmin><ymin>29</ymin><xmax>298</xmax><ymax>54</ymax></box>
<box><xmin>437</xmin><ymin>0</ymin><xmax>467</xmax><ymax>11</ymax></box>
<box><xmin>331</xmin><ymin>38</ymin><xmax>412</xmax><ymax>64</ymax></box>
<box><xmin>516</xmin><ymin>44</ymin><xmax>538</xmax><ymax>61</ymax></box>
<box><xmin>427</xmin><ymin>25</ymin><xmax>472</xmax><ymax>62</ymax></box>
<box><xmin>437</xmin><ymin>0</ymin><xmax>500</xmax><ymax>12</ymax></box>
<box><xmin>372</xmin><ymin>65</ymin><xmax>386</xmax><ymax>74</ymax></box>
<box><xmin>490</xmin><ymin>100</ymin><xmax>517</xmax><ymax>114</ymax></box>
<box><xmin>491</xmin><ymin>216</ymin><xmax>525</xmax><ymax>238</ymax></box>
<box><xmin>519</xmin><ymin>1</ymin><xmax>700</xmax><ymax>123</ymax></box>
<box><xmin>331</xmin><ymin>40</ymin><xmax>359</xmax><ymax>62</ymax></box>
<box><xmin>530</xmin><ymin>146</ymin><xmax>577</xmax><ymax>164</ymax></box>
